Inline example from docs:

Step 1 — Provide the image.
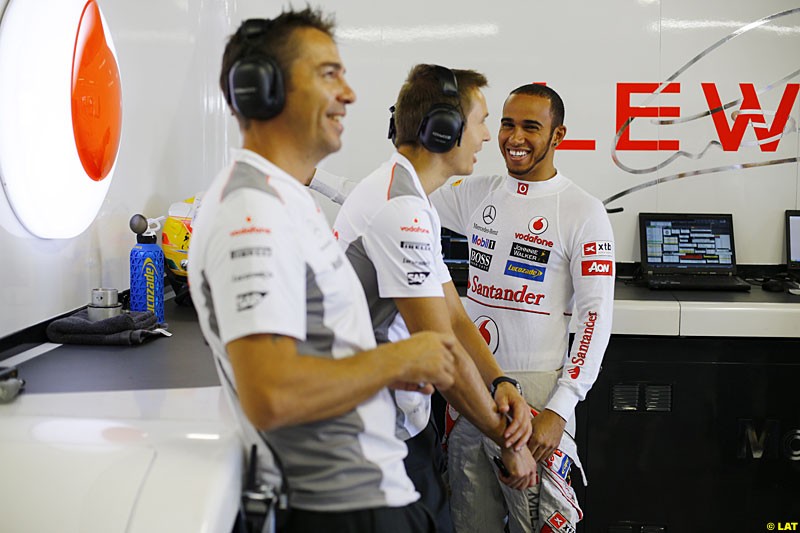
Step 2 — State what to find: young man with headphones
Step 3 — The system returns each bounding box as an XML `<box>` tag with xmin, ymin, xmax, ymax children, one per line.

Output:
<box><xmin>326</xmin><ymin>64</ymin><xmax>537</xmax><ymax>533</ymax></box>
<box><xmin>188</xmin><ymin>10</ymin><xmax>462</xmax><ymax>533</ymax></box>
<box><xmin>312</xmin><ymin>83</ymin><xmax>613</xmax><ymax>532</ymax></box>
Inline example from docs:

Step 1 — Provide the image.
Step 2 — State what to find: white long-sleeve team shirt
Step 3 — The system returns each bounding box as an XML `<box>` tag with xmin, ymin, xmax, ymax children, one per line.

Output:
<box><xmin>429</xmin><ymin>173</ymin><xmax>615</xmax><ymax>420</ymax></box>
<box><xmin>312</xmin><ymin>169</ymin><xmax>615</xmax><ymax>421</ymax></box>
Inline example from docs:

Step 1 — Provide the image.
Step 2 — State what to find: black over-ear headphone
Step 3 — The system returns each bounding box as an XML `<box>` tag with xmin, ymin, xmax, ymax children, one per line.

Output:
<box><xmin>388</xmin><ymin>65</ymin><xmax>465</xmax><ymax>153</ymax></box>
<box><xmin>228</xmin><ymin>19</ymin><xmax>285</xmax><ymax>120</ymax></box>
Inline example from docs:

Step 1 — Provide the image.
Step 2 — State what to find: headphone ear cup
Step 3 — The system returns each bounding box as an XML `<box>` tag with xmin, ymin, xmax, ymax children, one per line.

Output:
<box><xmin>229</xmin><ymin>56</ymin><xmax>285</xmax><ymax>120</ymax></box>
<box><xmin>417</xmin><ymin>104</ymin><xmax>464</xmax><ymax>153</ymax></box>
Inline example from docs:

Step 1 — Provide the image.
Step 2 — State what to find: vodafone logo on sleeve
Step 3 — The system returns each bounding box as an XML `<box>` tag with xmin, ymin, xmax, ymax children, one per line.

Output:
<box><xmin>582</xmin><ymin>241</ymin><xmax>613</xmax><ymax>257</ymax></box>
<box><xmin>581</xmin><ymin>260</ymin><xmax>613</xmax><ymax>276</ymax></box>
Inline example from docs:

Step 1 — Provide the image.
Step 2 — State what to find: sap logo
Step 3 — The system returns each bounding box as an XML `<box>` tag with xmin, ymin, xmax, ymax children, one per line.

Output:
<box><xmin>471</xmin><ymin>234</ymin><xmax>496</xmax><ymax>250</ymax></box>
<box><xmin>583</xmin><ymin>241</ymin><xmax>613</xmax><ymax>257</ymax></box>
<box><xmin>236</xmin><ymin>291</ymin><xmax>267</xmax><ymax>311</ymax></box>
<box><xmin>510</xmin><ymin>242</ymin><xmax>550</xmax><ymax>264</ymax></box>
<box><xmin>581</xmin><ymin>260</ymin><xmax>613</xmax><ymax>276</ymax></box>
<box><xmin>469</xmin><ymin>249</ymin><xmax>493</xmax><ymax>272</ymax></box>
<box><xmin>737</xmin><ymin>419</ymin><xmax>800</xmax><ymax>461</ymax></box>
<box><xmin>407</xmin><ymin>271</ymin><xmax>430</xmax><ymax>285</ymax></box>
<box><xmin>504</xmin><ymin>260</ymin><xmax>546</xmax><ymax>282</ymax></box>
<box><xmin>473</xmin><ymin>315</ymin><xmax>499</xmax><ymax>354</ymax></box>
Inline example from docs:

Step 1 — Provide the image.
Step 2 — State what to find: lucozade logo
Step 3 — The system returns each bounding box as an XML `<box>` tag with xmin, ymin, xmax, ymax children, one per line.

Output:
<box><xmin>0</xmin><ymin>0</ymin><xmax>122</xmax><ymax>238</ymax></box>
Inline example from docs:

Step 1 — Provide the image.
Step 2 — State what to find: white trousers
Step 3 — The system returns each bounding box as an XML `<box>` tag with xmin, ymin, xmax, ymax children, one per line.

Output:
<box><xmin>446</xmin><ymin>370</ymin><xmax>583</xmax><ymax>533</ymax></box>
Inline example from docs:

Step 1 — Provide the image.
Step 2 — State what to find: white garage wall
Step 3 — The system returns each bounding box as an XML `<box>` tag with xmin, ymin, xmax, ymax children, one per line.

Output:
<box><xmin>0</xmin><ymin>0</ymin><xmax>798</xmax><ymax>338</ymax></box>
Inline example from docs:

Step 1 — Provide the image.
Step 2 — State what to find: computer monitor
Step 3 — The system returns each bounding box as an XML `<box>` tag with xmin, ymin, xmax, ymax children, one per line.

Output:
<box><xmin>639</xmin><ymin>213</ymin><xmax>739</xmax><ymax>275</ymax></box>
<box><xmin>786</xmin><ymin>210</ymin><xmax>800</xmax><ymax>278</ymax></box>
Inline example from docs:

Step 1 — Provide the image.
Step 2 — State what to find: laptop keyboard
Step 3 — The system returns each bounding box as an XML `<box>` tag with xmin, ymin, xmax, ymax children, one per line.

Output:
<box><xmin>648</xmin><ymin>274</ymin><xmax>751</xmax><ymax>291</ymax></box>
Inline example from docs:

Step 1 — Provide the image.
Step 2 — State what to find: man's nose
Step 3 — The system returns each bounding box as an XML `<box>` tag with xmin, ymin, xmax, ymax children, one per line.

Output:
<box><xmin>339</xmin><ymin>80</ymin><xmax>356</xmax><ymax>104</ymax></box>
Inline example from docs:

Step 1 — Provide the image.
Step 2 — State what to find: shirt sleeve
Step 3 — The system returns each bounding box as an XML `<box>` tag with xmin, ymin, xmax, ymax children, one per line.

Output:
<box><xmin>309</xmin><ymin>168</ymin><xmax>359</xmax><ymax>206</ymax></box>
<box><xmin>202</xmin><ymin>189</ymin><xmax>306</xmax><ymax>346</ymax></box>
<box><xmin>362</xmin><ymin>197</ymin><xmax>446</xmax><ymax>299</ymax></box>
<box><xmin>546</xmin><ymin>199</ymin><xmax>616</xmax><ymax>419</ymax></box>
<box><xmin>429</xmin><ymin>176</ymin><xmax>472</xmax><ymax>234</ymax></box>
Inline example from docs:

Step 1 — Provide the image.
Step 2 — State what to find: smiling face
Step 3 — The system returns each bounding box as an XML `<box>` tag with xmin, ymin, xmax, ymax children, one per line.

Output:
<box><xmin>498</xmin><ymin>93</ymin><xmax>565</xmax><ymax>181</ymax></box>
<box><xmin>446</xmin><ymin>88</ymin><xmax>490</xmax><ymax>176</ymax></box>
<box><xmin>281</xmin><ymin>27</ymin><xmax>356</xmax><ymax>163</ymax></box>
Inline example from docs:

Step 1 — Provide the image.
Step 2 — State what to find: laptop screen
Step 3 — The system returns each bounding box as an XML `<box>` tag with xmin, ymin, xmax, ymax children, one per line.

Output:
<box><xmin>639</xmin><ymin>213</ymin><xmax>738</xmax><ymax>275</ymax></box>
<box><xmin>787</xmin><ymin>210</ymin><xmax>800</xmax><ymax>273</ymax></box>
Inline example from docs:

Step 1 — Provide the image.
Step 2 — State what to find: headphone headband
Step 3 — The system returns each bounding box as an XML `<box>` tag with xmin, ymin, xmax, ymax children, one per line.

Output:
<box><xmin>228</xmin><ymin>18</ymin><xmax>285</xmax><ymax>121</ymax></box>
<box><xmin>432</xmin><ymin>65</ymin><xmax>459</xmax><ymax>98</ymax></box>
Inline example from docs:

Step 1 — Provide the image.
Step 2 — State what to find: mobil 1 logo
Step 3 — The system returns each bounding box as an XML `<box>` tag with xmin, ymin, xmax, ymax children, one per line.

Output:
<box><xmin>470</xmin><ymin>249</ymin><xmax>493</xmax><ymax>272</ymax></box>
<box><xmin>510</xmin><ymin>242</ymin><xmax>550</xmax><ymax>264</ymax></box>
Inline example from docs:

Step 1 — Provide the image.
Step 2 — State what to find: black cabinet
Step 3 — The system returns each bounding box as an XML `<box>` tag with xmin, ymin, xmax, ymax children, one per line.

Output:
<box><xmin>580</xmin><ymin>336</ymin><xmax>800</xmax><ymax>532</ymax></box>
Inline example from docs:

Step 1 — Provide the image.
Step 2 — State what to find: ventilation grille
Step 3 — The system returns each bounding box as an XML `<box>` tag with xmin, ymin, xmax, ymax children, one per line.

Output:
<box><xmin>612</xmin><ymin>383</ymin><xmax>673</xmax><ymax>412</ymax></box>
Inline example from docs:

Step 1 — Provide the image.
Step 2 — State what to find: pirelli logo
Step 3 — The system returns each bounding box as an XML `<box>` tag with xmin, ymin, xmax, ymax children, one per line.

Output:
<box><xmin>510</xmin><ymin>242</ymin><xmax>550</xmax><ymax>264</ymax></box>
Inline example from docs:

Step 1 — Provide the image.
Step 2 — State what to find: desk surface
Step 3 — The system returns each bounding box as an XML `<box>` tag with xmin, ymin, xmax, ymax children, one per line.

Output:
<box><xmin>612</xmin><ymin>280</ymin><xmax>800</xmax><ymax>337</ymax></box>
<box><xmin>0</xmin><ymin>304</ymin><xmax>239</xmax><ymax>533</ymax></box>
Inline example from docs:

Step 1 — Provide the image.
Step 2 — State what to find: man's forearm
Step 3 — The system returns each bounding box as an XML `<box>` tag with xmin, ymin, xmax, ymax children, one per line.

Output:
<box><xmin>439</xmin><ymin>344</ymin><xmax>508</xmax><ymax>447</ymax></box>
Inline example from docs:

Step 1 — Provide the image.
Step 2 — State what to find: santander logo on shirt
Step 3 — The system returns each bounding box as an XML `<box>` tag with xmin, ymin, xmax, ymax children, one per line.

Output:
<box><xmin>473</xmin><ymin>315</ymin><xmax>499</xmax><ymax>353</ymax></box>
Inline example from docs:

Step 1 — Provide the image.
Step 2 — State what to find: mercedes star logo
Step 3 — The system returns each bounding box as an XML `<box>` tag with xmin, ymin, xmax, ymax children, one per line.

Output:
<box><xmin>482</xmin><ymin>205</ymin><xmax>496</xmax><ymax>224</ymax></box>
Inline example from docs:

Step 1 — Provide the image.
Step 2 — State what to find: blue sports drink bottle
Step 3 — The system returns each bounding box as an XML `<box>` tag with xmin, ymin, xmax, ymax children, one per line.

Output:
<box><xmin>129</xmin><ymin>214</ymin><xmax>165</xmax><ymax>322</ymax></box>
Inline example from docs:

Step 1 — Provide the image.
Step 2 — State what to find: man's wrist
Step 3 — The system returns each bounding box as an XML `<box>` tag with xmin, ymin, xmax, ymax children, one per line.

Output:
<box><xmin>490</xmin><ymin>376</ymin><xmax>523</xmax><ymax>397</ymax></box>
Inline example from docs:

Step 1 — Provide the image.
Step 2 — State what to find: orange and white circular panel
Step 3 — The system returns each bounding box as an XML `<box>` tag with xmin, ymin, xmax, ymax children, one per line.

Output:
<box><xmin>0</xmin><ymin>0</ymin><xmax>121</xmax><ymax>238</ymax></box>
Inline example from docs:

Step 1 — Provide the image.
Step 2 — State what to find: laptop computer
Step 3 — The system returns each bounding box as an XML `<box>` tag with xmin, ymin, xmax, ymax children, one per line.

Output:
<box><xmin>639</xmin><ymin>213</ymin><xmax>751</xmax><ymax>291</ymax></box>
<box><xmin>786</xmin><ymin>210</ymin><xmax>800</xmax><ymax>283</ymax></box>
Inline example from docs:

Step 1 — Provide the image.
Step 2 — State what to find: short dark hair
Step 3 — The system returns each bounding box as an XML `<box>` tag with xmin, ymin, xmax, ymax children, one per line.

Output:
<box><xmin>219</xmin><ymin>7</ymin><xmax>335</xmax><ymax>127</ymax></box>
<box><xmin>509</xmin><ymin>83</ymin><xmax>565</xmax><ymax>129</ymax></box>
<box><xmin>393</xmin><ymin>64</ymin><xmax>488</xmax><ymax>148</ymax></box>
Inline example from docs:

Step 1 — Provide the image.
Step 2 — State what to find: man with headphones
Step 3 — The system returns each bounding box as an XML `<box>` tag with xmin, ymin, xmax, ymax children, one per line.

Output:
<box><xmin>312</xmin><ymin>82</ymin><xmax>613</xmax><ymax>532</ymax></box>
<box><xmin>327</xmin><ymin>64</ymin><xmax>537</xmax><ymax>533</ymax></box>
<box><xmin>189</xmin><ymin>10</ymin><xmax>462</xmax><ymax>533</ymax></box>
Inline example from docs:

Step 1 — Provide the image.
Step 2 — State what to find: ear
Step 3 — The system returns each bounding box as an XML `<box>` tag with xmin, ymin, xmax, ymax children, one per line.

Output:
<box><xmin>552</xmin><ymin>124</ymin><xmax>567</xmax><ymax>147</ymax></box>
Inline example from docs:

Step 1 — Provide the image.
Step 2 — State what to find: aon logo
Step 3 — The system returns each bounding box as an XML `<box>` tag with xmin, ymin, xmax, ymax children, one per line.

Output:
<box><xmin>581</xmin><ymin>260</ymin><xmax>613</xmax><ymax>276</ymax></box>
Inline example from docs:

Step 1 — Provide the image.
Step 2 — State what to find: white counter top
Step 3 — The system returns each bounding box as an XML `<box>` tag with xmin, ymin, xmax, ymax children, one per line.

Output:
<box><xmin>612</xmin><ymin>282</ymin><xmax>800</xmax><ymax>338</ymax></box>
<box><xmin>462</xmin><ymin>281</ymin><xmax>800</xmax><ymax>338</ymax></box>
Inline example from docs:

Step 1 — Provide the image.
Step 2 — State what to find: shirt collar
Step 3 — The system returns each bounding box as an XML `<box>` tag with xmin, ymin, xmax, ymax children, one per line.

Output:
<box><xmin>504</xmin><ymin>171</ymin><xmax>567</xmax><ymax>197</ymax></box>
